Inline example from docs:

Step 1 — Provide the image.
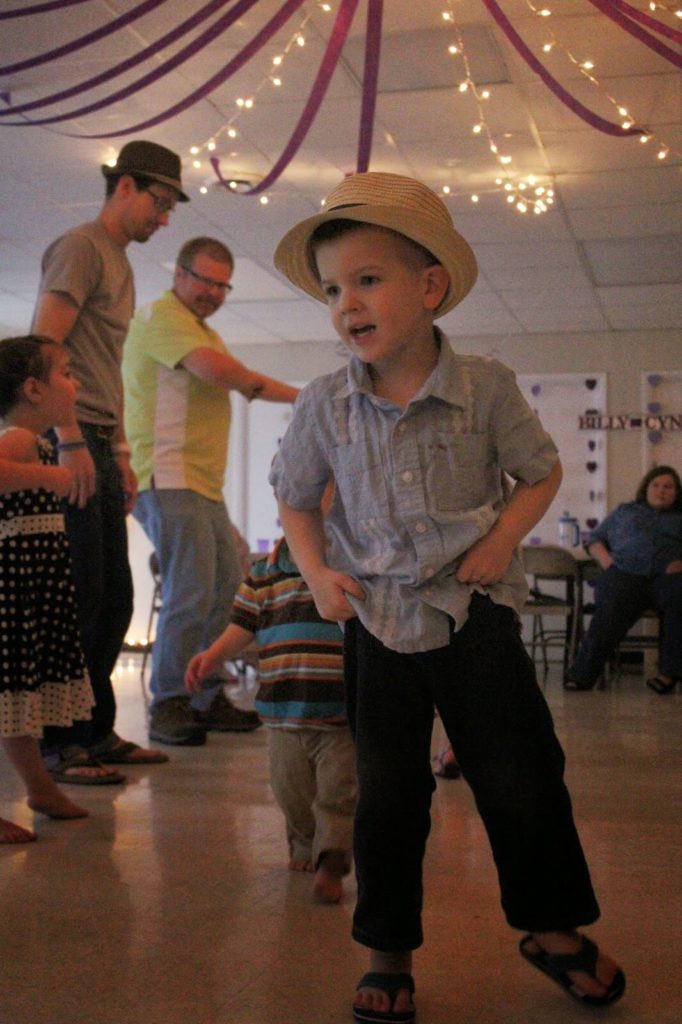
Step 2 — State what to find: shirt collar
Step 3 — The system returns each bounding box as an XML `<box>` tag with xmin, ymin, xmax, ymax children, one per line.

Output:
<box><xmin>340</xmin><ymin>328</ymin><xmax>471</xmax><ymax>409</ymax></box>
<box><xmin>267</xmin><ymin>536</ymin><xmax>298</xmax><ymax>574</ymax></box>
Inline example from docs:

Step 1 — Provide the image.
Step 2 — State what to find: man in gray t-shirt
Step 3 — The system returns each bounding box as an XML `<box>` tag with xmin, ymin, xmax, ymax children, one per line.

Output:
<box><xmin>32</xmin><ymin>141</ymin><xmax>188</xmax><ymax>783</ymax></box>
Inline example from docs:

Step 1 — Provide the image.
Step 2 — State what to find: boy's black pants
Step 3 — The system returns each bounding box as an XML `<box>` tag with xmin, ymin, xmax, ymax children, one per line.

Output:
<box><xmin>344</xmin><ymin>593</ymin><xmax>600</xmax><ymax>952</ymax></box>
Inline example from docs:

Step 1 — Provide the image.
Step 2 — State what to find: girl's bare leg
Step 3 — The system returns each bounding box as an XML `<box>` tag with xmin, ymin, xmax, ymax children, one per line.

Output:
<box><xmin>1</xmin><ymin>737</ymin><xmax>88</xmax><ymax>819</ymax></box>
<box><xmin>0</xmin><ymin>816</ymin><xmax>36</xmax><ymax>844</ymax></box>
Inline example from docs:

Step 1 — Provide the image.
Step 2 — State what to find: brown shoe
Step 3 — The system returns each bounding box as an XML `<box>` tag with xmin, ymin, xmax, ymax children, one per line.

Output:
<box><xmin>150</xmin><ymin>697</ymin><xmax>207</xmax><ymax>746</ymax></box>
<box><xmin>194</xmin><ymin>689</ymin><xmax>262</xmax><ymax>732</ymax></box>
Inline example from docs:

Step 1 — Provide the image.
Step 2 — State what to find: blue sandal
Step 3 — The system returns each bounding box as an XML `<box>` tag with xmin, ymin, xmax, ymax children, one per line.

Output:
<box><xmin>520</xmin><ymin>934</ymin><xmax>625</xmax><ymax>1007</ymax></box>
<box><xmin>352</xmin><ymin>972</ymin><xmax>416</xmax><ymax>1024</ymax></box>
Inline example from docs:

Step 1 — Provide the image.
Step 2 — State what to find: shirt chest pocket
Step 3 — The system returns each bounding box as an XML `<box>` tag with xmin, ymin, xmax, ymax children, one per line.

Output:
<box><xmin>330</xmin><ymin>443</ymin><xmax>391</xmax><ymax>523</ymax></box>
<box><xmin>424</xmin><ymin>432</ymin><xmax>494</xmax><ymax>512</ymax></box>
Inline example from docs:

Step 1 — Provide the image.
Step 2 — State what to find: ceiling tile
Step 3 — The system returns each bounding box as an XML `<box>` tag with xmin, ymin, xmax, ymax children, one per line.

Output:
<box><xmin>582</xmin><ymin>235</ymin><xmax>682</xmax><ymax>286</ymax></box>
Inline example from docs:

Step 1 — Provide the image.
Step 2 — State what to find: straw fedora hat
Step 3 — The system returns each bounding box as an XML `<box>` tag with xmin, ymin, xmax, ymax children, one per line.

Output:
<box><xmin>102</xmin><ymin>140</ymin><xmax>189</xmax><ymax>202</ymax></box>
<box><xmin>274</xmin><ymin>171</ymin><xmax>477</xmax><ymax>317</ymax></box>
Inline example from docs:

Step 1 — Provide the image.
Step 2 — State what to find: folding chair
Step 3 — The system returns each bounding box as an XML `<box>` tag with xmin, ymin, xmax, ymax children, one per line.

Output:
<box><xmin>522</xmin><ymin>545</ymin><xmax>579</xmax><ymax>681</ymax></box>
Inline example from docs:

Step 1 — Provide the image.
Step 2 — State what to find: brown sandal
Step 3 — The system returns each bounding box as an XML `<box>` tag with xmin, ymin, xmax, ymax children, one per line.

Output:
<box><xmin>46</xmin><ymin>746</ymin><xmax>125</xmax><ymax>785</ymax></box>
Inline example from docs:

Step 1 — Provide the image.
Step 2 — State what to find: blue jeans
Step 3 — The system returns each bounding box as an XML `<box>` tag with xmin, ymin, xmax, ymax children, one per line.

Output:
<box><xmin>572</xmin><ymin>564</ymin><xmax>682</xmax><ymax>686</ymax></box>
<box><xmin>43</xmin><ymin>423</ymin><xmax>133</xmax><ymax>752</ymax></box>
<box><xmin>134</xmin><ymin>489</ymin><xmax>242</xmax><ymax>711</ymax></box>
<box><xmin>344</xmin><ymin>594</ymin><xmax>599</xmax><ymax>952</ymax></box>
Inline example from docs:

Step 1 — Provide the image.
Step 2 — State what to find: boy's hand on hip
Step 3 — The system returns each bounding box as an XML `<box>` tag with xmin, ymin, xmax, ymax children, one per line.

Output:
<box><xmin>309</xmin><ymin>569</ymin><xmax>364</xmax><ymax>622</ymax></box>
<box><xmin>456</xmin><ymin>535</ymin><xmax>514</xmax><ymax>586</ymax></box>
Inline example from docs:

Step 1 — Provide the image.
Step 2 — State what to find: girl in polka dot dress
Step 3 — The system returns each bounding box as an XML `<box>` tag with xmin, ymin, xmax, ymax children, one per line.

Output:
<box><xmin>0</xmin><ymin>335</ymin><xmax>95</xmax><ymax>842</ymax></box>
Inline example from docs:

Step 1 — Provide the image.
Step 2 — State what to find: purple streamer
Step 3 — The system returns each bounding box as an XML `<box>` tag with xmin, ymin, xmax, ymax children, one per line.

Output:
<box><xmin>212</xmin><ymin>0</ymin><xmax>361</xmax><ymax>193</ymax></box>
<box><xmin>587</xmin><ymin>0</ymin><xmax>682</xmax><ymax>68</ymax></box>
<box><xmin>357</xmin><ymin>0</ymin><xmax>383</xmax><ymax>172</ymax></box>
<box><xmin>0</xmin><ymin>0</ymin><xmax>171</xmax><ymax>76</ymax></box>
<box><xmin>0</xmin><ymin>0</ymin><xmax>245</xmax><ymax>123</ymax></box>
<box><xmin>66</xmin><ymin>0</ymin><xmax>306</xmax><ymax>138</ymax></box>
<box><xmin>610</xmin><ymin>0</ymin><xmax>682</xmax><ymax>44</ymax></box>
<box><xmin>243</xmin><ymin>0</ymin><xmax>361</xmax><ymax>194</ymax></box>
<box><xmin>0</xmin><ymin>0</ymin><xmax>93</xmax><ymax>18</ymax></box>
<box><xmin>480</xmin><ymin>0</ymin><xmax>644</xmax><ymax>137</ymax></box>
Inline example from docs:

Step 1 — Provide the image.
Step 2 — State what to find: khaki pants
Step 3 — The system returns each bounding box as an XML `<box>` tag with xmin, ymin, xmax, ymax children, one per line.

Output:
<box><xmin>267</xmin><ymin>726</ymin><xmax>357</xmax><ymax>870</ymax></box>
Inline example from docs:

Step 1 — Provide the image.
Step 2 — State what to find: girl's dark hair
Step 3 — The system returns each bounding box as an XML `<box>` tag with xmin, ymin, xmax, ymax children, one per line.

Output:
<box><xmin>635</xmin><ymin>464</ymin><xmax>682</xmax><ymax>509</ymax></box>
<box><xmin>0</xmin><ymin>335</ymin><xmax>58</xmax><ymax>416</ymax></box>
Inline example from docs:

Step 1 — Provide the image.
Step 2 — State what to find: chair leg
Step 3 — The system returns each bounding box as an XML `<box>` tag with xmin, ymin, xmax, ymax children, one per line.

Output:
<box><xmin>140</xmin><ymin>581</ymin><xmax>160</xmax><ymax>685</ymax></box>
<box><xmin>532</xmin><ymin>616</ymin><xmax>549</xmax><ymax>674</ymax></box>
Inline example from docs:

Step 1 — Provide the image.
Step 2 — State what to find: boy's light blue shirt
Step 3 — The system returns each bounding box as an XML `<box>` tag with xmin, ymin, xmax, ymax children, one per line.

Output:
<box><xmin>270</xmin><ymin>332</ymin><xmax>558</xmax><ymax>653</ymax></box>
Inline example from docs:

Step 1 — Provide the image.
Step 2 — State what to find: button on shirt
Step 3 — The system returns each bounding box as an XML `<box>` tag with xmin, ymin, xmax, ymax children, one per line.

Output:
<box><xmin>587</xmin><ymin>501</ymin><xmax>682</xmax><ymax>576</ymax></box>
<box><xmin>270</xmin><ymin>334</ymin><xmax>558</xmax><ymax>654</ymax></box>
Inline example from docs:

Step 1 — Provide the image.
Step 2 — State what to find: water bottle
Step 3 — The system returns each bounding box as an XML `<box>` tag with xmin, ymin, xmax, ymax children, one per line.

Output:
<box><xmin>558</xmin><ymin>510</ymin><xmax>580</xmax><ymax>548</ymax></box>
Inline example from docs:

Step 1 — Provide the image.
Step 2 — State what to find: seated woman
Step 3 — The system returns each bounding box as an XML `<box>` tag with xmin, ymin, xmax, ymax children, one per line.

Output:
<box><xmin>568</xmin><ymin>465</ymin><xmax>682</xmax><ymax>693</ymax></box>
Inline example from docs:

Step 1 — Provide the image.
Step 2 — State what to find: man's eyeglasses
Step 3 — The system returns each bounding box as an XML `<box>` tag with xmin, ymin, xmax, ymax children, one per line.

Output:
<box><xmin>146</xmin><ymin>188</ymin><xmax>177</xmax><ymax>216</ymax></box>
<box><xmin>180</xmin><ymin>265</ymin><xmax>233</xmax><ymax>294</ymax></box>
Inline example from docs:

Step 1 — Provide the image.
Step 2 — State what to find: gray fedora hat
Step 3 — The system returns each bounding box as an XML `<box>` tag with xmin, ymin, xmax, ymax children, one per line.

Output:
<box><xmin>102</xmin><ymin>140</ymin><xmax>189</xmax><ymax>201</ymax></box>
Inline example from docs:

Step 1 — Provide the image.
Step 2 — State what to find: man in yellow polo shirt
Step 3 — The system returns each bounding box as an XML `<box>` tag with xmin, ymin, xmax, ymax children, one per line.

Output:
<box><xmin>123</xmin><ymin>237</ymin><xmax>298</xmax><ymax>745</ymax></box>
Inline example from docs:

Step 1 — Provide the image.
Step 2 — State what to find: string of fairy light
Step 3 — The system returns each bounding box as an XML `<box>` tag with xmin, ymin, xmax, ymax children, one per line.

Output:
<box><xmin>189</xmin><ymin>2</ymin><xmax>333</xmax><ymax>204</ymax></box>
<box><xmin>440</xmin><ymin>1</ymin><xmax>554</xmax><ymax>215</ymax></box>
<box><xmin>441</xmin><ymin>0</ymin><xmax>681</xmax><ymax>213</ymax></box>
<box><xmin>524</xmin><ymin>0</ymin><xmax>680</xmax><ymax>163</ymax></box>
<box><xmin>186</xmin><ymin>0</ymin><xmax>681</xmax><ymax>215</ymax></box>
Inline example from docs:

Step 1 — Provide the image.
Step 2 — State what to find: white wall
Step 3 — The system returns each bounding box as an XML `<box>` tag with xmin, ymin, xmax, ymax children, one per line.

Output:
<box><xmin>126</xmin><ymin>327</ymin><xmax>682</xmax><ymax>640</ymax></box>
<box><xmin>229</xmin><ymin>327</ymin><xmax>682</xmax><ymax>508</ymax></box>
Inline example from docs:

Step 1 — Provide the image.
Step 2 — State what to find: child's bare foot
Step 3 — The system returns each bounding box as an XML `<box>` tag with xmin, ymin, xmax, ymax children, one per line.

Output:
<box><xmin>27</xmin><ymin>787</ymin><xmax>89</xmax><ymax>819</ymax></box>
<box><xmin>289</xmin><ymin>856</ymin><xmax>314</xmax><ymax>872</ymax></box>
<box><xmin>353</xmin><ymin>950</ymin><xmax>415</xmax><ymax>1019</ymax></box>
<box><xmin>1</xmin><ymin>816</ymin><xmax>37</xmax><ymax>844</ymax></box>
<box><xmin>312</xmin><ymin>849</ymin><xmax>347</xmax><ymax>904</ymax></box>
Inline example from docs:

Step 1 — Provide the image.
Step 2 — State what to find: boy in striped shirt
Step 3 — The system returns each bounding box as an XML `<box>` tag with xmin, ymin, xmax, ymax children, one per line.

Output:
<box><xmin>185</xmin><ymin>530</ymin><xmax>356</xmax><ymax>904</ymax></box>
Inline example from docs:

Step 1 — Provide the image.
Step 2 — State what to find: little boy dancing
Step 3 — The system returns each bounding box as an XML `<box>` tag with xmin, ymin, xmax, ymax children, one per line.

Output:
<box><xmin>185</xmin><ymin>525</ymin><xmax>356</xmax><ymax>904</ymax></box>
<box><xmin>269</xmin><ymin>172</ymin><xmax>624</xmax><ymax>1023</ymax></box>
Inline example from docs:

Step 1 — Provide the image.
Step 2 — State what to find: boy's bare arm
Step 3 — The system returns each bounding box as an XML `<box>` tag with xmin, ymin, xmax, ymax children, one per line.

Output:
<box><xmin>185</xmin><ymin>622</ymin><xmax>254</xmax><ymax>692</ymax></box>
<box><xmin>277</xmin><ymin>497</ymin><xmax>364</xmax><ymax>621</ymax></box>
<box><xmin>457</xmin><ymin>460</ymin><xmax>563</xmax><ymax>585</ymax></box>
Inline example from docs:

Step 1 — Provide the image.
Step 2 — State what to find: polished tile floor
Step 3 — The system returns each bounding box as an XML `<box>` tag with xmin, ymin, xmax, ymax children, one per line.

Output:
<box><xmin>1</xmin><ymin>658</ymin><xmax>680</xmax><ymax>1024</ymax></box>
